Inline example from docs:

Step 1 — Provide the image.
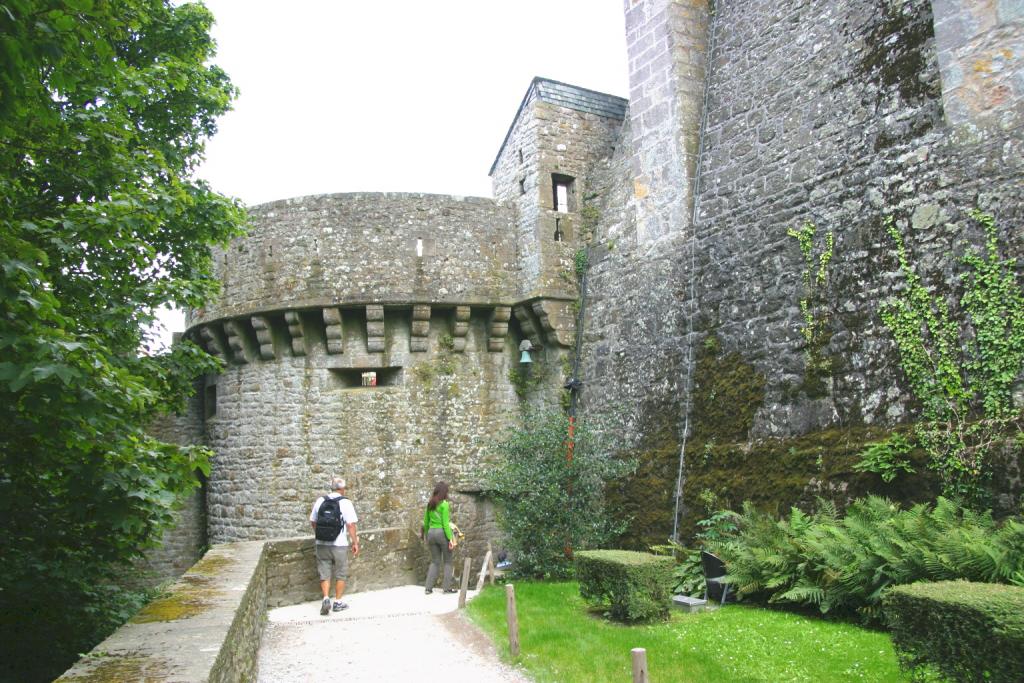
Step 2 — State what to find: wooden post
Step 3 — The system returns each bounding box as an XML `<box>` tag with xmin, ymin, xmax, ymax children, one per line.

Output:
<box><xmin>476</xmin><ymin>549</ymin><xmax>492</xmax><ymax>592</ymax></box>
<box><xmin>631</xmin><ymin>648</ymin><xmax>648</xmax><ymax>683</ymax></box>
<box><xmin>487</xmin><ymin>542</ymin><xmax>496</xmax><ymax>585</ymax></box>
<box><xmin>506</xmin><ymin>583</ymin><xmax>520</xmax><ymax>657</ymax></box>
<box><xmin>458</xmin><ymin>557</ymin><xmax>472</xmax><ymax>608</ymax></box>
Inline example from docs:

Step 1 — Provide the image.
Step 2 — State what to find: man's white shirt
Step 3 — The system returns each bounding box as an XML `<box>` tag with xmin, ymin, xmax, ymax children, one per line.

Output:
<box><xmin>310</xmin><ymin>493</ymin><xmax>358</xmax><ymax>546</ymax></box>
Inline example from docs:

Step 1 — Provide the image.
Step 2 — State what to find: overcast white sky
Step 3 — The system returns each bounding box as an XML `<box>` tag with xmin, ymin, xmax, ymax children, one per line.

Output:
<box><xmin>154</xmin><ymin>1</ymin><xmax>630</xmax><ymax>346</ymax></box>
<box><xmin>195</xmin><ymin>0</ymin><xmax>630</xmax><ymax>205</ymax></box>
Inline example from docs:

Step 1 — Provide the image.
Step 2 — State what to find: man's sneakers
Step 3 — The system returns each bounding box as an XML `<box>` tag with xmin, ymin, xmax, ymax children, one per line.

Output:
<box><xmin>320</xmin><ymin>597</ymin><xmax>350</xmax><ymax>614</ymax></box>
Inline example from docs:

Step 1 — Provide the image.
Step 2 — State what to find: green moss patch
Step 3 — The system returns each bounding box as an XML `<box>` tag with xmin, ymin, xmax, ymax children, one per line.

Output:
<box><xmin>608</xmin><ymin>400</ymin><xmax>682</xmax><ymax>551</ymax></box>
<box><xmin>680</xmin><ymin>425</ymin><xmax>941</xmax><ymax>540</ymax></box>
<box><xmin>131</xmin><ymin>580</ymin><xmax>221</xmax><ymax>623</ymax></box>
<box><xmin>691</xmin><ymin>336</ymin><xmax>765</xmax><ymax>442</ymax></box>
<box><xmin>57</xmin><ymin>654</ymin><xmax>169</xmax><ymax>682</ymax></box>
<box><xmin>187</xmin><ymin>554</ymin><xmax>233</xmax><ymax>576</ymax></box>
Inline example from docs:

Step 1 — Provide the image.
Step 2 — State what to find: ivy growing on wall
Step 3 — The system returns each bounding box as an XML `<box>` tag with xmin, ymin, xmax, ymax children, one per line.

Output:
<box><xmin>880</xmin><ymin>211</ymin><xmax>1024</xmax><ymax>504</ymax></box>
<box><xmin>787</xmin><ymin>220</ymin><xmax>835</xmax><ymax>385</ymax></box>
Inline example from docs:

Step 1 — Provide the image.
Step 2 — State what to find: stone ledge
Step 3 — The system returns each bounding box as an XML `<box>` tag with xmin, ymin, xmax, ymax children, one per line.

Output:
<box><xmin>58</xmin><ymin>531</ymin><xmax>415</xmax><ymax>682</ymax></box>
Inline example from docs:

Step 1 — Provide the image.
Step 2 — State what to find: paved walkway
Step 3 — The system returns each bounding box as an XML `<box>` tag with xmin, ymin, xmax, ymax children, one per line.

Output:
<box><xmin>257</xmin><ymin>585</ymin><xmax>531</xmax><ymax>682</ymax></box>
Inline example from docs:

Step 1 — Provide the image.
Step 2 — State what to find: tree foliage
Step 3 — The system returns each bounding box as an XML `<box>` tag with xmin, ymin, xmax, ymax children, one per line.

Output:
<box><xmin>483</xmin><ymin>410</ymin><xmax>636</xmax><ymax>579</ymax></box>
<box><xmin>0</xmin><ymin>2</ymin><xmax>244</xmax><ymax>680</ymax></box>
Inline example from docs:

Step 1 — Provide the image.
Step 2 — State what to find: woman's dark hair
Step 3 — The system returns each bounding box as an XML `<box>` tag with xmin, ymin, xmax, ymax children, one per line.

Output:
<box><xmin>427</xmin><ymin>481</ymin><xmax>449</xmax><ymax>511</ymax></box>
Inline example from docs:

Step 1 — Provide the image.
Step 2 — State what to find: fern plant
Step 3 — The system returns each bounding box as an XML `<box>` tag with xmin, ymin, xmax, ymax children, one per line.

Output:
<box><xmin>713</xmin><ymin>496</ymin><xmax>1024</xmax><ymax>622</ymax></box>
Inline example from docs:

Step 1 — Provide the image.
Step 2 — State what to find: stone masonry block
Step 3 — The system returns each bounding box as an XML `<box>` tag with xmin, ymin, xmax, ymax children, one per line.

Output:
<box><xmin>251</xmin><ymin>315</ymin><xmax>276</xmax><ymax>360</ymax></box>
<box><xmin>410</xmin><ymin>304</ymin><xmax>430</xmax><ymax>352</ymax></box>
<box><xmin>451</xmin><ymin>306</ymin><xmax>471</xmax><ymax>352</ymax></box>
<box><xmin>322</xmin><ymin>307</ymin><xmax>343</xmax><ymax>354</ymax></box>
<box><xmin>284</xmin><ymin>311</ymin><xmax>305</xmax><ymax>357</ymax></box>
<box><xmin>488</xmin><ymin>306</ymin><xmax>511</xmax><ymax>352</ymax></box>
<box><xmin>224</xmin><ymin>320</ymin><xmax>248</xmax><ymax>364</ymax></box>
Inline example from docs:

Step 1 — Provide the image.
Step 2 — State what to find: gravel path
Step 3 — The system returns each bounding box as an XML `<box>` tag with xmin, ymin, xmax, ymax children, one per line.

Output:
<box><xmin>257</xmin><ymin>585</ymin><xmax>531</xmax><ymax>682</ymax></box>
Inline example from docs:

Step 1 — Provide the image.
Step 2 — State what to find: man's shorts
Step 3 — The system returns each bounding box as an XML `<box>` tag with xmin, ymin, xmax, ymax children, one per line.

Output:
<box><xmin>315</xmin><ymin>544</ymin><xmax>349</xmax><ymax>581</ymax></box>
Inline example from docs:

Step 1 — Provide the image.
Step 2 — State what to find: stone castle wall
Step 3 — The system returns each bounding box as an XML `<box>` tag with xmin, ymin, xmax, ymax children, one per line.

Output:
<box><xmin>182</xmin><ymin>193</ymin><xmax>525</xmax><ymax>555</ymax></box>
<box><xmin>202</xmin><ymin>318</ymin><xmax>518</xmax><ymax>545</ymax></box>
<box><xmin>142</xmin><ymin>387</ymin><xmax>208</xmax><ymax>584</ymax></box>
<box><xmin>580</xmin><ymin>0</ymin><xmax>1023</xmax><ymax>544</ymax></box>
<box><xmin>491</xmin><ymin>79</ymin><xmax>626</xmax><ymax>300</ymax></box>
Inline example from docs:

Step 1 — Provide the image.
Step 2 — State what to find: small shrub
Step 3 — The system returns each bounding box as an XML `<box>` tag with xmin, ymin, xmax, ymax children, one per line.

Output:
<box><xmin>883</xmin><ymin>580</ymin><xmax>1024</xmax><ymax>683</ymax></box>
<box><xmin>576</xmin><ymin>549</ymin><xmax>674</xmax><ymax>622</ymax></box>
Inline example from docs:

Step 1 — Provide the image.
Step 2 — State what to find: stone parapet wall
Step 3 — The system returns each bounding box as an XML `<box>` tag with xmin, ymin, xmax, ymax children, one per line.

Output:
<box><xmin>190</xmin><ymin>192</ymin><xmax>518</xmax><ymax>327</ymax></box>
<box><xmin>59</xmin><ymin>530</ymin><xmax>447</xmax><ymax>682</ymax></box>
<box><xmin>57</xmin><ymin>540</ymin><xmax>267</xmax><ymax>683</ymax></box>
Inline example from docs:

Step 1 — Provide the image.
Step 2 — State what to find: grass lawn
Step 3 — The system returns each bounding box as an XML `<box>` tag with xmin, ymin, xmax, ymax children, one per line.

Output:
<box><xmin>466</xmin><ymin>582</ymin><xmax>907</xmax><ymax>682</ymax></box>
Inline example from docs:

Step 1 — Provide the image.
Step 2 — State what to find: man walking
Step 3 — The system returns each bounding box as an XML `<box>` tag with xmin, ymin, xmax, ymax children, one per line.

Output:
<box><xmin>310</xmin><ymin>477</ymin><xmax>359</xmax><ymax>615</ymax></box>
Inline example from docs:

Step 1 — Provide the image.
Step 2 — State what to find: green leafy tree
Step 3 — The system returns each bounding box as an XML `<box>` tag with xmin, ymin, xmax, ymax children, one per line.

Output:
<box><xmin>880</xmin><ymin>212</ymin><xmax>1024</xmax><ymax>503</ymax></box>
<box><xmin>0</xmin><ymin>2</ymin><xmax>244</xmax><ymax>680</ymax></box>
<box><xmin>483</xmin><ymin>410</ymin><xmax>636</xmax><ymax>579</ymax></box>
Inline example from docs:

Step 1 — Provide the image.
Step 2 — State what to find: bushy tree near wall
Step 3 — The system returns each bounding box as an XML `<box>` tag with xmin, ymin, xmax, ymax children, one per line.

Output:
<box><xmin>483</xmin><ymin>410</ymin><xmax>636</xmax><ymax>579</ymax></box>
<box><xmin>0</xmin><ymin>2</ymin><xmax>244</xmax><ymax>680</ymax></box>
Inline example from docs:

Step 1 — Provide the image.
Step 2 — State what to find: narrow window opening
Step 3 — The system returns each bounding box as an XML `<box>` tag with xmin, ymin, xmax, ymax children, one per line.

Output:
<box><xmin>554</xmin><ymin>217</ymin><xmax>563</xmax><ymax>242</ymax></box>
<box><xmin>519</xmin><ymin>178</ymin><xmax>526</xmax><ymax>195</ymax></box>
<box><xmin>416</xmin><ymin>238</ymin><xmax>423</xmax><ymax>257</ymax></box>
<box><xmin>551</xmin><ymin>173</ymin><xmax>575</xmax><ymax>213</ymax></box>
<box><xmin>329</xmin><ymin>367</ymin><xmax>402</xmax><ymax>389</ymax></box>
<box><xmin>518</xmin><ymin>149</ymin><xmax>524</xmax><ymax>164</ymax></box>
<box><xmin>204</xmin><ymin>384</ymin><xmax>217</xmax><ymax>419</ymax></box>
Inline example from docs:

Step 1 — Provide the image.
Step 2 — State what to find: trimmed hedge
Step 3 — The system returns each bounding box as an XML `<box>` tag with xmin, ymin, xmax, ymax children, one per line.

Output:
<box><xmin>883</xmin><ymin>580</ymin><xmax>1024</xmax><ymax>683</ymax></box>
<box><xmin>575</xmin><ymin>550</ymin><xmax>674</xmax><ymax>622</ymax></box>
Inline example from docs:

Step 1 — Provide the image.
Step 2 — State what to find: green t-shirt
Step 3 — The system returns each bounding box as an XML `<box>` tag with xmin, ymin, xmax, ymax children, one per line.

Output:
<box><xmin>423</xmin><ymin>499</ymin><xmax>452</xmax><ymax>541</ymax></box>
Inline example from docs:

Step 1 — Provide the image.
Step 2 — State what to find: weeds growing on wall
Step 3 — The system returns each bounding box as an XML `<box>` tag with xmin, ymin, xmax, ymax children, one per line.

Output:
<box><xmin>854</xmin><ymin>433</ymin><xmax>916</xmax><ymax>483</ymax></box>
<box><xmin>482</xmin><ymin>409</ymin><xmax>636</xmax><ymax>578</ymax></box>
<box><xmin>787</xmin><ymin>221</ymin><xmax>835</xmax><ymax>384</ymax></box>
<box><xmin>880</xmin><ymin>211</ymin><xmax>1024</xmax><ymax>504</ymax></box>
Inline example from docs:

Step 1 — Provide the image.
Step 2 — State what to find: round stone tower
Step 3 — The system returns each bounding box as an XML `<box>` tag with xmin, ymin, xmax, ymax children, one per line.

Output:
<box><xmin>184</xmin><ymin>192</ymin><xmax>537</xmax><ymax>561</ymax></box>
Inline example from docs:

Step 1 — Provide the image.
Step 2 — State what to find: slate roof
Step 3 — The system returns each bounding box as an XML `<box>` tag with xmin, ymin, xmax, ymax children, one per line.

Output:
<box><xmin>488</xmin><ymin>77</ymin><xmax>628</xmax><ymax>176</ymax></box>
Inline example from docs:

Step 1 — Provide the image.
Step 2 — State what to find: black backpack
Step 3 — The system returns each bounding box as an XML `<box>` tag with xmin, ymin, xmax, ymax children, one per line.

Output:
<box><xmin>314</xmin><ymin>495</ymin><xmax>346</xmax><ymax>542</ymax></box>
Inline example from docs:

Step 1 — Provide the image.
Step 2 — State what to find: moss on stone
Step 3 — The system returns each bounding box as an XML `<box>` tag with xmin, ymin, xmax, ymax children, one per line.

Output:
<box><xmin>131</xmin><ymin>580</ymin><xmax>220</xmax><ymax>623</ymax></box>
<box><xmin>56</xmin><ymin>654</ymin><xmax>169</xmax><ymax>682</ymax></box>
<box><xmin>856</xmin><ymin>1</ymin><xmax>940</xmax><ymax>106</ymax></box>
<box><xmin>678</xmin><ymin>424</ymin><xmax>942</xmax><ymax>540</ymax></box>
<box><xmin>188</xmin><ymin>554</ymin><xmax>233</xmax><ymax>576</ymax></box>
<box><xmin>607</xmin><ymin>401</ymin><xmax>682</xmax><ymax>552</ymax></box>
<box><xmin>691</xmin><ymin>335</ymin><xmax>766</xmax><ymax>442</ymax></box>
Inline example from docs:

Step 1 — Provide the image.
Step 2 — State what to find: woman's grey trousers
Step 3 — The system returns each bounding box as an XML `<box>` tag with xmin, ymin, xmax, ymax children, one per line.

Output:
<box><xmin>425</xmin><ymin>527</ymin><xmax>453</xmax><ymax>591</ymax></box>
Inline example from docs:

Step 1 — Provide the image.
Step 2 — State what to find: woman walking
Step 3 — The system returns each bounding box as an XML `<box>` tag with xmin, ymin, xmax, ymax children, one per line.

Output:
<box><xmin>422</xmin><ymin>481</ymin><xmax>456</xmax><ymax>594</ymax></box>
